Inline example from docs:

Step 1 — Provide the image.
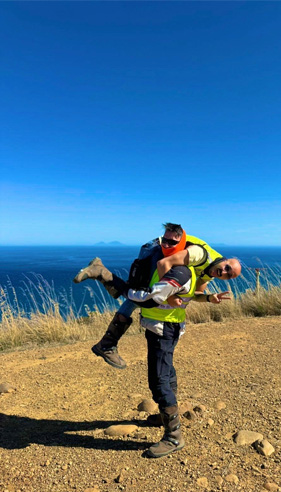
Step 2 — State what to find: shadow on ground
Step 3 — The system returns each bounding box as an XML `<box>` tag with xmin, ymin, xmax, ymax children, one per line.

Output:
<box><xmin>0</xmin><ymin>413</ymin><xmax>153</xmax><ymax>451</ymax></box>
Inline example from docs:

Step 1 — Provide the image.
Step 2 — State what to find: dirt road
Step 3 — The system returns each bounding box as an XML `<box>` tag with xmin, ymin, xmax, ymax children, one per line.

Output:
<box><xmin>1</xmin><ymin>317</ymin><xmax>281</xmax><ymax>492</ymax></box>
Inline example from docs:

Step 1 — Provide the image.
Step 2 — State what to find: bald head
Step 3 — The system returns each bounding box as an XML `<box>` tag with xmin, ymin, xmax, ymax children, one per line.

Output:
<box><xmin>209</xmin><ymin>258</ymin><xmax>242</xmax><ymax>280</ymax></box>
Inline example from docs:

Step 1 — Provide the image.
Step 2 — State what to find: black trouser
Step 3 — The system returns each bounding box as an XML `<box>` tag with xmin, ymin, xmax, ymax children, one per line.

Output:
<box><xmin>145</xmin><ymin>322</ymin><xmax>180</xmax><ymax>411</ymax></box>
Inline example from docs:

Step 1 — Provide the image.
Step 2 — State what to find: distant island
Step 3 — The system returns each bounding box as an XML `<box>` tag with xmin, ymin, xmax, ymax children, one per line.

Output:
<box><xmin>94</xmin><ymin>241</ymin><xmax>125</xmax><ymax>246</ymax></box>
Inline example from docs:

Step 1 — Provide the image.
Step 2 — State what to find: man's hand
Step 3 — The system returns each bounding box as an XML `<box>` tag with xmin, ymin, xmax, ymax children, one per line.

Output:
<box><xmin>167</xmin><ymin>294</ymin><xmax>183</xmax><ymax>307</ymax></box>
<box><xmin>209</xmin><ymin>291</ymin><xmax>231</xmax><ymax>304</ymax></box>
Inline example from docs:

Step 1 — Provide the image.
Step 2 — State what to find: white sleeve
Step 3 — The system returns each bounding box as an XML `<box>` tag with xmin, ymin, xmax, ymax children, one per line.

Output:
<box><xmin>128</xmin><ymin>280</ymin><xmax>180</xmax><ymax>305</ymax></box>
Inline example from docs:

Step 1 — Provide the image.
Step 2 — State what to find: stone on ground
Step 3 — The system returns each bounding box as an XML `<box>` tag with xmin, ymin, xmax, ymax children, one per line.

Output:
<box><xmin>233</xmin><ymin>430</ymin><xmax>263</xmax><ymax>445</ymax></box>
<box><xmin>137</xmin><ymin>399</ymin><xmax>158</xmax><ymax>413</ymax></box>
<box><xmin>104</xmin><ymin>425</ymin><xmax>138</xmax><ymax>437</ymax></box>
<box><xmin>253</xmin><ymin>439</ymin><xmax>275</xmax><ymax>456</ymax></box>
<box><xmin>0</xmin><ymin>383</ymin><xmax>15</xmax><ymax>394</ymax></box>
<box><xmin>183</xmin><ymin>410</ymin><xmax>197</xmax><ymax>421</ymax></box>
<box><xmin>263</xmin><ymin>482</ymin><xmax>279</xmax><ymax>491</ymax></box>
<box><xmin>215</xmin><ymin>400</ymin><xmax>226</xmax><ymax>411</ymax></box>
<box><xmin>178</xmin><ymin>400</ymin><xmax>193</xmax><ymax>414</ymax></box>
<box><xmin>193</xmin><ymin>404</ymin><xmax>206</xmax><ymax>415</ymax></box>
<box><xmin>196</xmin><ymin>477</ymin><xmax>208</xmax><ymax>487</ymax></box>
<box><xmin>225</xmin><ymin>474</ymin><xmax>239</xmax><ymax>484</ymax></box>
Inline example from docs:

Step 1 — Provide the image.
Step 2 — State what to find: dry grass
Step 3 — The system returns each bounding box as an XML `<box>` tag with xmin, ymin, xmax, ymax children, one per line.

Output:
<box><xmin>187</xmin><ymin>287</ymin><xmax>281</xmax><ymax>323</ymax></box>
<box><xmin>0</xmin><ymin>280</ymin><xmax>141</xmax><ymax>351</ymax></box>
<box><xmin>0</xmin><ymin>266</ymin><xmax>281</xmax><ymax>351</ymax></box>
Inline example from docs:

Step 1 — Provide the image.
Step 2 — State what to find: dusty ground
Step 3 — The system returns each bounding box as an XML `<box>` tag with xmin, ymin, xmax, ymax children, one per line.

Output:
<box><xmin>1</xmin><ymin>316</ymin><xmax>281</xmax><ymax>492</ymax></box>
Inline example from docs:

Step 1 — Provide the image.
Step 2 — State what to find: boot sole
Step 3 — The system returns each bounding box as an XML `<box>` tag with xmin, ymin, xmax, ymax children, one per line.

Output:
<box><xmin>146</xmin><ymin>442</ymin><xmax>185</xmax><ymax>458</ymax></box>
<box><xmin>73</xmin><ymin>258</ymin><xmax>102</xmax><ymax>283</ymax></box>
<box><xmin>73</xmin><ymin>272</ymin><xmax>89</xmax><ymax>283</ymax></box>
<box><xmin>91</xmin><ymin>345</ymin><xmax>127</xmax><ymax>370</ymax></box>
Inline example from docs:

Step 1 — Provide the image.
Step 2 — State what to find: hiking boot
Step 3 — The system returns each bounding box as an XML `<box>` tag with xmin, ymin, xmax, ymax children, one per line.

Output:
<box><xmin>73</xmin><ymin>258</ymin><xmax>124</xmax><ymax>299</ymax></box>
<box><xmin>91</xmin><ymin>313</ymin><xmax>132</xmax><ymax>369</ymax></box>
<box><xmin>73</xmin><ymin>257</ymin><xmax>113</xmax><ymax>284</ymax></box>
<box><xmin>92</xmin><ymin>345</ymin><xmax>126</xmax><ymax>369</ymax></box>
<box><xmin>146</xmin><ymin>405</ymin><xmax>185</xmax><ymax>458</ymax></box>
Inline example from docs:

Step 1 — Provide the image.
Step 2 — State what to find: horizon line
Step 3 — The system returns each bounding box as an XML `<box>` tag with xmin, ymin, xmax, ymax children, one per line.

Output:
<box><xmin>1</xmin><ymin>244</ymin><xmax>281</xmax><ymax>248</ymax></box>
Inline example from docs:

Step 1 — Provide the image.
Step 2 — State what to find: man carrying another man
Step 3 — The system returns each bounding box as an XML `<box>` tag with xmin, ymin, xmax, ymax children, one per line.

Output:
<box><xmin>74</xmin><ymin>223</ymin><xmax>241</xmax><ymax>370</ymax></box>
<box><xmin>73</xmin><ymin>232</ymin><xmax>232</xmax><ymax>458</ymax></box>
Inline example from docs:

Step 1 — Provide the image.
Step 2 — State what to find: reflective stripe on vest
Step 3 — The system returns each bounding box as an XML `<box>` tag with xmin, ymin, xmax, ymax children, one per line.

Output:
<box><xmin>141</xmin><ymin>266</ymin><xmax>197</xmax><ymax>323</ymax></box>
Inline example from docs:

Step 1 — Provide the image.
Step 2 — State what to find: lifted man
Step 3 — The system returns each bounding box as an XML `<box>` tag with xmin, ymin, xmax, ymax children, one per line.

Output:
<box><xmin>73</xmin><ymin>223</ymin><xmax>241</xmax><ymax>369</ymax></box>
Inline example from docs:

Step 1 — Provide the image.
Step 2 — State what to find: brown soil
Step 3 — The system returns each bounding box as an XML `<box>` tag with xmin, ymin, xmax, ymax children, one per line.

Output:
<box><xmin>1</xmin><ymin>317</ymin><xmax>281</xmax><ymax>492</ymax></box>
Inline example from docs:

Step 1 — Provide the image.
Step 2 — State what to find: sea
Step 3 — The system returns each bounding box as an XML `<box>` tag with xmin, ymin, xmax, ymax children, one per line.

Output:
<box><xmin>1</xmin><ymin>245</ymin><xmax>281</xmax><ymax>319</ymax></box>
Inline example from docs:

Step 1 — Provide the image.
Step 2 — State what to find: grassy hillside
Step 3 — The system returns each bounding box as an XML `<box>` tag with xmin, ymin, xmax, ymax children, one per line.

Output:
<box><xmin>1</xmin><ymin>267</ymin><xmax>281</xmax><ymax>351</ymax></box>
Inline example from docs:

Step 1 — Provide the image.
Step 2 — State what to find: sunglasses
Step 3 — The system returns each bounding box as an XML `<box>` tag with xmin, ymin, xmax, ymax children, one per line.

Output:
<box><xmin>162</xmin><ymin>237</ymin><xmax>180</xmax><ymax>246</ymax></box>
<box><xmin>218</xmin><ymin>264</ymin><xmax>233</xmax><ymax>279</ymax></box>
<box><xmin>224</xmin><ymin>264</ymin><xmax>233</xmax><ymax>279</ymax></box>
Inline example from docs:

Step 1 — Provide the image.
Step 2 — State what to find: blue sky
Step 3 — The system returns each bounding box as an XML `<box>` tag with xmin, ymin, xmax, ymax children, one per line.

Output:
<box><xmin>1</xmin><ymin>2</ymin><xmax>280</xmax><ymax>246</ymax></box>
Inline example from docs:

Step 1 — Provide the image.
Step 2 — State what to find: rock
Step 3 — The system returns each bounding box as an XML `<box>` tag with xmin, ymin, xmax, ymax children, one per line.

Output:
<box><xmin>215</xmin><ymin>476</ymin><xmax>223</xmax><ymax>486</ymax></box>
<box><xmin>193</xmin><ymin>404</ymin><xmax>206</xmax><ymax>415</ymax></box>
<box><xmin>197</xmin><ymin>477</ymin><xmax>208</xmax><ymax>487</ymax></box>
<box><xmin>104</xmin><ymin>425</ymin><xmax>138</xmax><ymax>437</ymax></box>
<box><xmin>182</xmin><ymin>410</ymin><xmax>197</xmax><ymax>421</ymax></box>
<box><xmin>207</xmin><ymin>418</ymin><xmax>214</xmax><ymax>427</ymax></box>
<box><xmin>179</xmin><ymin>400</ymin><xmax>193</xmax><ymax>414</ymax></box>
<box><xmin>84</xmin><ymin>488</ymin><xmax>100</xmax><ymax>492</ymax></box>
<box><xmin>191</xmin><ymin>392</ymin><xmax>202</xmax><ymax>399</ymax></box>
<box><xmin>254</xmin><ymin>439</ymin><xmax>275</xmax><ymax>457</ymax></box>
<box><xmin>130</xmin><ymin>393</ymin><xmax>143</xmax><ymax>399</ymax></box>
<box><xmin>251</xmin><ymin>465</ymin><xmax>262</xmax><ymax>474</ymax></box>
<box><xmin>263</xmin><ymin>482</ymin><xmax>279</xmax><ymax>491</ymax></box>
<box><xmin>115</xmin><ymin>469</ymin><xmax>125</xmax><ymax>483</ymax></box>
<box><xmin>225</xmin><ymin>474</ymin><xmax>239</xmax><ymax>484</ymax></box>
<box><xmin>215</xmin><ymin>401</ymin><xmax>226</xmax><ymax>411</ymax></box>
<box><xmin>0</xmin><ymin>382</ymin><xmax>15</xmax><ymax>394</ymax></box>
<box><xmin>137</xmin><ymin>399</ymin><xmax>158</xmax><ymax>413</ymax></box>
<box><xmin>225</xmin><ymin>432</ymin><xmax>233</xmax><ymax>440</ymax></box>
<box><xmin>233</xmin><ymin>430</ymin><xmax>263</xmax><ymax>445</ymax></box>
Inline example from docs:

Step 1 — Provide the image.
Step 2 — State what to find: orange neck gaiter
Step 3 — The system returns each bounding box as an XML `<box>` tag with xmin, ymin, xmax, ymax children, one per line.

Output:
<box><xmin>161</xmin><ymin>229</ymin><xmax>187</xmax><ymax>257</ymax></box>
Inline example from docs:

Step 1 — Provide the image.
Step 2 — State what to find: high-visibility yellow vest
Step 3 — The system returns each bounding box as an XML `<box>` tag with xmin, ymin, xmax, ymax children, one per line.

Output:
<box><xmin>141</xmin><ymin>266</ymin><xmax>197</xmax><ymax>323</ymax></box>
<box><xmin>185</xmin><ymin>234</ymin><xmax>223</xmax><ymax>282</ymax></box>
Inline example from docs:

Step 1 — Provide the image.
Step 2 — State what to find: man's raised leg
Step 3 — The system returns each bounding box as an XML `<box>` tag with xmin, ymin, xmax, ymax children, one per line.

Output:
<box><xmin>92</xmin><ymin>312</ymin><xmax>132</xmax><ymax>369</ymax></box>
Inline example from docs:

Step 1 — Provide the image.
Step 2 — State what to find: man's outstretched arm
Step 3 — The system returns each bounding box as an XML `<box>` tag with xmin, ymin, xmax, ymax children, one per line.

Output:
<box><xmin>192</xmin><ymin>291</ymin><xmax>231</xmax><ymax>303</ymax></box>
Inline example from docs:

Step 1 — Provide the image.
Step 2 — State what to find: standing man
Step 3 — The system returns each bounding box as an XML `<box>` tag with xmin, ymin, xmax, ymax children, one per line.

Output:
<box><xmin>73</xmin><ymin>224</ymin><xmax>241</xmax><ymax>370</ymax></box>
<box><xmin>73</xmin><ymin>254</ymin><xmax>229</xmax><ymax>458</ymax></box>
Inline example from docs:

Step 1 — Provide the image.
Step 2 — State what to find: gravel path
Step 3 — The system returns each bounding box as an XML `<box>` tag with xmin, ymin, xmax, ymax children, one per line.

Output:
<box><xmin>1</xmin><ymin>317</ymin><xmax>281</xmax><ymax>492</ymax></box>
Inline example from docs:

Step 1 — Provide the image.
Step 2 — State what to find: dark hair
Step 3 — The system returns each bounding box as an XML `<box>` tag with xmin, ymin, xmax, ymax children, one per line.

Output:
<box><xmin>163</xmin><ymin>222</ymin><xmax>183</xmax><ymax>237</ymax></box>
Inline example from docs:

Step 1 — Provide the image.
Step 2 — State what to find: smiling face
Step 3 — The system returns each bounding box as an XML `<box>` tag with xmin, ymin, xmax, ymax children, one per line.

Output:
<box><xmin>209</xmin><ymin>258</ymin><xmax>242</xmax><ymax>280</ymax></box>
<box><xmin>161</xmin><ymin>229</ymin><xmax>187</xmax><ymax>257</ymax></box>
